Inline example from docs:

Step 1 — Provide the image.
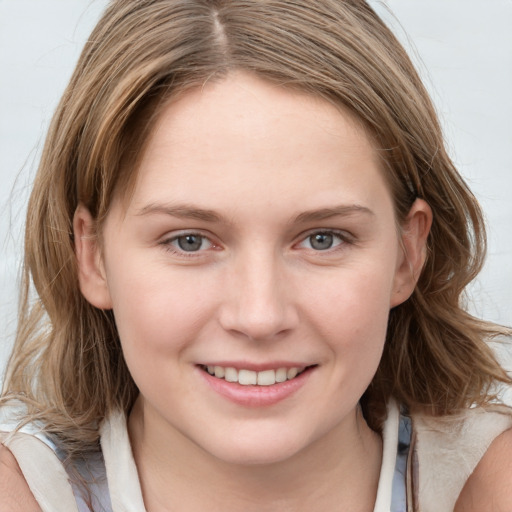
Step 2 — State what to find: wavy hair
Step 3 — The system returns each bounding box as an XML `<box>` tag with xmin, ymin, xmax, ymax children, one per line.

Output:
<box><xmin>2</xmin><ymin>0</ymin><xmax>510</xmax><ymax>453</ymax></box>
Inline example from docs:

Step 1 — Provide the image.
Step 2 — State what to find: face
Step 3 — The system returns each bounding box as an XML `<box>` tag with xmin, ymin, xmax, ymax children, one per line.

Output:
<box><xmin>76</xmin><ymin>72</ymin><xmax>429</xmax><ymax>466</ymax></box>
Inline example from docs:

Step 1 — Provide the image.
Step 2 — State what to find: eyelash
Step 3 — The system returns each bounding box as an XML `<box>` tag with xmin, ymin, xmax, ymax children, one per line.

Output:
<box><xmin>159</xmin><ymin>229</ymin><xmax>353</xmax><ymax>258</ymax></box>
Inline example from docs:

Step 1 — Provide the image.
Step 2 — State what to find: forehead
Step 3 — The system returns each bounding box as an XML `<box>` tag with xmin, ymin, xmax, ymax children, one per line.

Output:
<box><xmin>118</xmin><ymin>72</ymin><xmax>393</xmax><ymax>222</ymax></box>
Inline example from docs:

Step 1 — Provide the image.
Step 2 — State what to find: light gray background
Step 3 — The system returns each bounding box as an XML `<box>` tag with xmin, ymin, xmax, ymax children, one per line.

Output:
<box><xmin>1</xmin><ymin>1</ymin><xmax>511</xmax><ymax>378</ymax></box>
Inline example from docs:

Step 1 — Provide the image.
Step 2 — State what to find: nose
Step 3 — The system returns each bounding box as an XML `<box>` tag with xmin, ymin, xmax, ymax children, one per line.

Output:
<box><xmin>218</xmin><ymin>249</ymin><xmax>299</xmax><ymax>341</ymax></box>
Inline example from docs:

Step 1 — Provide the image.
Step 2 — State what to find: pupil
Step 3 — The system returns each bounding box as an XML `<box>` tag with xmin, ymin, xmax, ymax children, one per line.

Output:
<box><xmin>310</xmin><ymin>233</ymin><xmax>333</xmax><ymax>250</ymax></box>
<box><xmin>178</xmin><ymin>235</ymin><xmax>202</xmax><ymax>251</ymax></box>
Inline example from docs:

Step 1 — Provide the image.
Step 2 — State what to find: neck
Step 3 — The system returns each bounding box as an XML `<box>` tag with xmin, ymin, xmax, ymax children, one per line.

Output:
<box><xmin>128</xmin><ymin>397</ymin><xmax>382</xmax><ymax>512</ymax></box>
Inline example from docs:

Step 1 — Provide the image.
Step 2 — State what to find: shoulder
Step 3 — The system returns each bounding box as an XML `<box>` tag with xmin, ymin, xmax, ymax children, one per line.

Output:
<box><xmin>0</xmin><ymin>442</ymin><xmax>42</xmax><ymax>511</ymax></box>
<box><xmin>455</xmin><ymin>427</ymin><xmax>512</xmax><ymax>511</ymax></box>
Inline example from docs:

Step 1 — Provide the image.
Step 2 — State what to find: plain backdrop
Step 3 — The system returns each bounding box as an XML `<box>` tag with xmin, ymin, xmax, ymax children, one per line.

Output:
<box><xmin>1</xmin><ymin>0</ymin><xmax>511</xmax><ymax>378</ymax></box>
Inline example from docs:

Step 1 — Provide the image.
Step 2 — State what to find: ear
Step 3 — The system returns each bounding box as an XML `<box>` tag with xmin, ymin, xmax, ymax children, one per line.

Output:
<box><xmin>73</xmin><ymin>204</ymin><xmax>113</xmax><ymax>310</ymax></box>
<box><xmin>390</xmin><ymin>198</ymin><xmax>433</xmax><ymax>308</ymax></box>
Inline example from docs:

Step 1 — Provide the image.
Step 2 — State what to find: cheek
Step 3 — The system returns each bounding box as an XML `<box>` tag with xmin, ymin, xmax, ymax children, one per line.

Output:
<box><xmin>105</xmin><ymin>259</ymin><xmax>218</xmax><ymax>359</ymax></box>
<box><xmin>306</xmin><ymin>262</ymin><xmax>395</xmax><ymax>332</ymax></box>
<box><xmin>302</xmin><ymin>262</ymin><xmax>395</xmax><ymax>377</ymax></box>
<box><xmin>106</xmin><ymin>267</ymin><xmax>220</xmax><ymax>403</ymax></box>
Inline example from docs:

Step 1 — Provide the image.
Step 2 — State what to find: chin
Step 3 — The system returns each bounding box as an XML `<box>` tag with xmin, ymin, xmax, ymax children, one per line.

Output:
<box><xmin>200</xmin><ymin>431</ymin><xmax>309</xmax><ymax>467</ymax></box>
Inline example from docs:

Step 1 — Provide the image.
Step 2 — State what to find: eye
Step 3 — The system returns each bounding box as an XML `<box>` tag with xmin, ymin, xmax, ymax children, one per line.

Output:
<box><xmin>309</xmin><ymin>232</ymin><xmax>335</xmax><ymax>251</ymax></box>
<box><xmin>175</xmin><ymin>234</ymin><xmax>209</xmax><ymax>252</ymax></box>
<box><xmin>162</xmin><ymin>233</ymin><xmax>214</xmax><ymax>253</ymax></box>
<box><xmin>298</xmin><ymin>230</ymin><xmax>348</xmax><ymax>251</ymax></box>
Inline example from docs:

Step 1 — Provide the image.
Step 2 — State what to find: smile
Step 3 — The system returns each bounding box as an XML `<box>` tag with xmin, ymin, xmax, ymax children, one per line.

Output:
<box><xmin>202</xmin><ymin>365</ymin><xmax>307</xmax><ymax>386</ymax></box>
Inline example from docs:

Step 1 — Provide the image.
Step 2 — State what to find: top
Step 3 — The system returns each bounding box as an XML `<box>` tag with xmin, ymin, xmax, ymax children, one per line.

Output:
<box><xmin>1</xmin><ymin>399</ymin><xmax>512</xmax><ymax>512</ymax></box>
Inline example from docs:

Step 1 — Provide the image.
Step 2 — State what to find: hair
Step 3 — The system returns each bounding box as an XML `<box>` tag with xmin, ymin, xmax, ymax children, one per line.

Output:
<box><xmin>2</xmin><ymin>0</ymin><xmax>510</xmax><ymax>455</ymax></box>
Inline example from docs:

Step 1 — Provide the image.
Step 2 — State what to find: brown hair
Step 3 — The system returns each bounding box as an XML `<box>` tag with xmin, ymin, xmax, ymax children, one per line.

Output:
<box><xmin>2</xmin><ymin>0</ymin><xmax>510</xmax><ymax>453</ymax></box>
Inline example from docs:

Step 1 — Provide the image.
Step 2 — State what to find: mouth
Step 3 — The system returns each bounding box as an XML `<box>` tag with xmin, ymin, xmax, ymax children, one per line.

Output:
<box><xmin>199</xmin><ymin>364</ymin><xmax>312</xmax><ymax>386</ymax></box>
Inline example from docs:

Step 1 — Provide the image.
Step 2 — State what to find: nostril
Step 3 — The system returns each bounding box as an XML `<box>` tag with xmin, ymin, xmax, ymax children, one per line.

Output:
<box><xmin>218</xmin><ymin>304</ymin><xmax>299</xmax><ymax>342</ymax></box>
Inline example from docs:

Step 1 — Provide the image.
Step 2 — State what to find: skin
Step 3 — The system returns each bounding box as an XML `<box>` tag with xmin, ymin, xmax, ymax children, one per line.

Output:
<box><xmin>455</xmin><ymin>428</ymin><xmax>512</xmax><ymax>511</ymax></box>
<box><xmin>0</xmin><ymin>444</ymin><xmax>42</xmax><ymax>511</ymax></box>
<box><xmin>74</xmin><ymin>72</ymin><xmax>431</xmax><ymax>511</ymax></box>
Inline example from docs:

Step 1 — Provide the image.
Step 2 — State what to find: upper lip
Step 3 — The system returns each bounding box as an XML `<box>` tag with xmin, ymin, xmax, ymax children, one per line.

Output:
<box><xmin>197</xmin><ymin>361</ymin><xmax>315</xmax><ymax>372</ymax></box>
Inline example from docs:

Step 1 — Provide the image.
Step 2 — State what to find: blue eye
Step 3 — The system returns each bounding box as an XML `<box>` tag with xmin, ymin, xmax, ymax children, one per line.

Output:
<box><xmin>176</xmin><ymin>234</ymin><xmax>204</xmax><ymax>251</ymax></box>
<box><xmin>299</xmin><ymin>231</ymin><xmax>346</xmax><ymax>251</ymax></box>
<box><xmin>309</xmin><ymin>233</ymin><xmax>334</xmax><ymax>250</ymax></box>
<box><xmin>166</xmin><ymin>233</ymin><xmax>213</xmax><ymax>253</ymax></box>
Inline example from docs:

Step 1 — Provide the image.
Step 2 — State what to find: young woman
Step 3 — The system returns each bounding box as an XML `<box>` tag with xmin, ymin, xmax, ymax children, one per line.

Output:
<box><xmin>1</xmin><ymin>1</ymin><xmax>511</xmax><ymax>511</ymax></box>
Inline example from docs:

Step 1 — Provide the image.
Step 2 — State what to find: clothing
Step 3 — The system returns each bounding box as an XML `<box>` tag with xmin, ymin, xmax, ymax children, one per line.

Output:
<box><xmin>1</xmin><ymin>400</ymin><xmax>511</xmax><ymax>512</ymax></box>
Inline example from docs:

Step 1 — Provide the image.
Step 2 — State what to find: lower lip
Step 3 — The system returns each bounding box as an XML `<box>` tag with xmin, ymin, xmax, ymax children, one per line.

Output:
<box><xmin>198</xmin><ymin>367</ymin><xmax>314</xmax><ymax>407</ymax></box>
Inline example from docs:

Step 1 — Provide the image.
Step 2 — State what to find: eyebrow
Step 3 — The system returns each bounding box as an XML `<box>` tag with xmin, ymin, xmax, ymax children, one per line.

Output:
<box><xmin>136</xmin><ymin>203</ymin><xmax>224</xmax><ymax>222</ymax></box>
<box><xmin>135</xmin><ymin>202</ymin><xmax>374</xmax><ymax>224</ymax></box>
<box><xmin>292</xmin><ymin>205</ymin><xmax>375</xmax><ymax>223</ymax></box>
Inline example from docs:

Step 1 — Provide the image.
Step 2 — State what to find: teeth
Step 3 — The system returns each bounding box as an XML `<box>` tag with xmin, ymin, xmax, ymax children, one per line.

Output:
<box><xmin>275</xmin><ymin>368</ymin><xmax>287</xmax><ymax>383</ymax></box>
<box><xmin>224</xmin><ymin>367</ymin><xmax>238</xmax><ymax>383</ymax></box>
<box><xmin>239</xmin><ymin>369</ymin><xmax>257</xmax><ymax>385</ymax></box>
<box><xmin>205</xmin><ymin>365</ymin><xmax>305</xmax><ymax>386</ymax></box>
<box><xmin>257</xmin><ymin>369</ymin><xmax>276</xmax><ymax>386</ymax></box>
<box><xmin>287</xmin><ymin>368</ymin><xmax>298</xmax><ymax>379</ymax></box>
